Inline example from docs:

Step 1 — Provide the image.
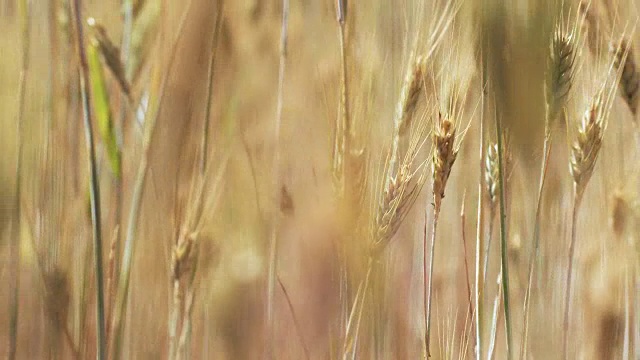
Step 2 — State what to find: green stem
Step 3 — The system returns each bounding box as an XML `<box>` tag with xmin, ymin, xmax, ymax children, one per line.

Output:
<box><xmin>71</xmin><ymin>0</ymin><xmax>107</xmax><ymax>357</ymax></box>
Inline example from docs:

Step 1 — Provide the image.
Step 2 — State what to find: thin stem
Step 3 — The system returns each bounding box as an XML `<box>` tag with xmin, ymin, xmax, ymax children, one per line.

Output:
<box><xmin>425</xmin><ymin>201</ymin><xmax>441</xmax><ymax>358</ymax></box>
<box><xmin>8</xmin><ymin>1</ymin><xmax>30</xmax><ymax>358</ymax></box>
<box><xmin>520</xmin><ymin>134</ymin><xmax>552</xmax><ymax>360</ymax></box>
<box><xmin>177</xmin><ymin>286</ymin><xmax>196</xmax><ymax>360</ymax></box>
<box><xmin>475</xmin><ymin>76</ymin><xmax>486</xmax><ymax>360</ymax></box>
<box><xmin>342</xmin><ymin>260</ymin><xmax>374</xmax><ymax>360</ymax></box>
<box><xmin>487</xmin><ymin>269</ymin><xmax>502</xmax><ymax>360</ymax></box>
<box><xmin>459</xmin><ymin>193</ymin><xmax>476</xmax><ymax>352</ymax></box>
<box><xmin>562</xmin><ymin>188</ymin><xmax>582</xmax><ymax>360</ymax></box>
<box><xmin>495</xmin><ymin>110</ymin><xmax>512</xmax><ymax>359</ymax></box>
<box><xmin>266</xmin><ymin>0</ymin><xmax>289</xmax><ymax>358</ymax></box>
<box><xmin>278</xmin><ymin>275</ymin><xmax>311</xmax><ymax>360</ymax></box>
<box><xmin>482</xmin><ymin>211</ymin><xmax>495</xmax><ymax>293</ymax></box>
<box><xmin>70</xmin><ymin>0</ymin><xmax>107</xmax><ymax>357</ymax></box>
<box><xmin>168</xmin><ymin>280</ymin><xmax>181</xmax><ymax>360</ymax></box>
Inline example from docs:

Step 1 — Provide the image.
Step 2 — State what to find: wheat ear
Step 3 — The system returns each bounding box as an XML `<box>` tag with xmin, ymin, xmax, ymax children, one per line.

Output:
<box><xmin>425</xmin><ymin>112</ymin><xmax>459</xmax><ymax>357</ymax></box>
<box><xmin>563</xmin><ymin>71</ymin><xmax>618</xmax><ymax>358</ymax></box>
<box><xmin>342</xmin><ymin>115</ymin><xmax>428</xmax><ymax>360</ymax></box>
<box><xmin>522</xmin><ymin>12</ymin><xmax>582</xmax><ymax>358</ymax></box>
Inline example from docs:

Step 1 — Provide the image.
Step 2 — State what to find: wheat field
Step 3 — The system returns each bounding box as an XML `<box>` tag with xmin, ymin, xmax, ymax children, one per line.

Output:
<box><xmin>0</xmin><ymin>0</ymin><xmax>639</xmax><ymax>359</ymax></box>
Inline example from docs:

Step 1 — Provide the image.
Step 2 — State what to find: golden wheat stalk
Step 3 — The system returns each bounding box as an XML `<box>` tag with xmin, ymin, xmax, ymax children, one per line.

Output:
<box><xmin>425</xmin><ymin>111</ymin><xmax>459</xmax><ymax>357</ymax></box>
<box><xmin>387</xmin><ymin>55</ymin><xmax>428</xmax><ymax>186</ymax></box>
<box><xmin>522</xmin><ymin>11</ymin><xmax>583</xmax><ymax>357</ymax></box>
<box><xmin>342</xmin><ymin>111</ymin><xmax>428</xmax><ymax>360</ymax></box>
<box><xmin>563</xmin><ymin>53</ymin><xmax>622</xmax><ymax>357</ymax></box>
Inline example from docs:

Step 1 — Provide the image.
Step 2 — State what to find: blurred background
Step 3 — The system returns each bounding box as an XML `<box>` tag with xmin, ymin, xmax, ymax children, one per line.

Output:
<box><xmin>0</xmin><ymin>0</ymin><xmax>639</xmax><ymax>359</ymax></box>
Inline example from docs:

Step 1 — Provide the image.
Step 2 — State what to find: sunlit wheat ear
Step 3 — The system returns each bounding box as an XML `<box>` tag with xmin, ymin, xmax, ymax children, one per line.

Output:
<box><xmin>612</xmin><ymin>39</ymin><xmax>639</xmax><ymax>117</ymax></box>
<box><xmin>369</xmin><ymin>119</ymin><xmax>429</xmax><ymax>256</ymax></box>
<box><xmin>432</xmin><ymin>112</ymin><xmax>458</xmax><ymax>209</ymax></box>
<box><xmin>570</xmin><ymin>88</ymin><xmax>607</xmax><ymax>199</ymax></box>
<box><xmin>397</xmin><ymin>56</ymin><xmax>427</xmax><ymax>136</ymax></box>
<box><xmin>484</xmin><ymin>142</ymin><xmax>499</xmax><ymax>209</ymax></box>
<box><xmin>547</xmin><ymin>15</ymin><xmax>582</xmax><ymax>124</ymax></box>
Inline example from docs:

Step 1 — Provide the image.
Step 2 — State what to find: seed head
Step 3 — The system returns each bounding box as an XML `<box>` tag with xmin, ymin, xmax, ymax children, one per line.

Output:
<box><xmin>432</xmin><ymin>113</ymin><xmax>458</xmax><ymax>209</ymax></box>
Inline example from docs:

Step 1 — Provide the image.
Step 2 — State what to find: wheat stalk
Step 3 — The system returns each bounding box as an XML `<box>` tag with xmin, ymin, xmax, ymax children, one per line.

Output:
<box><xmin>522</xmin><ymin>11</ymin><xmax>583</xmax><ymax>358</ymax></box>
<box><xmin>70</xmin><ymin>0</ymin><xmax>108</xmax><ymax>357</ymax></box>
<box><xmin>425</xmin><ymin>112</ymin><xmax>459</xmax><ymax>357</ymax></box>
<box><xmin>342</xmin><ymin>113</ymin><xmax>428</xmax><ymax>360</ymax></box>
<box><xmin>563</xmin><ymin>71</ymin><xmax>618</xmax><ymax>358</ymax></box>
